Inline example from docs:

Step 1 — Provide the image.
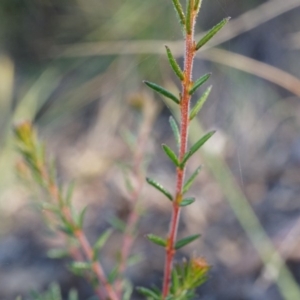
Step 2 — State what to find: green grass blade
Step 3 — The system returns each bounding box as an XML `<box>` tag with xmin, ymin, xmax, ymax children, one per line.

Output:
<box><xmin>196</xmin><ymin>17</ymin><xmax>230</xmax><ymax>50</ymax></box>
<box><xmin>143</xmin><ymin>80</ymin><xmax>180</xmax><ymax>104</ymax></box>
<box><xmin>189</xmin><ymin>85</ymin><xmax>212</xmax><ymax>120</ymax></box>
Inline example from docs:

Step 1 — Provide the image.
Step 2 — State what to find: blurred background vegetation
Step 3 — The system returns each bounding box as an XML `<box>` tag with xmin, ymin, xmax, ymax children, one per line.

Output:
<box><xmin>1</xmin><ymin>0</ymin><xmax>300</xmax><ymax>299</ymax></box>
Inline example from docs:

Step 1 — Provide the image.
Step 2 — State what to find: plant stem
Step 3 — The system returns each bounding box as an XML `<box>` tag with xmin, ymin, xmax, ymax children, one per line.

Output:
<box><xmin>117</xmin><ymin>98</ymin><xmax>158</xmax><ymax>297</ymax></box>
<box><xmin>42</xmin><ymin>169</ymin><xmax>119</xmax><ymax>300</ymax></box>
<box><xmin>162</xmin><ymin>2</ymin><xmax>197</xmax><ymax>298</ymax></box>
<box><xmin>75</xmin><ymin>229</ymin><xmax>119</xmax><ymax>300</ymax></box>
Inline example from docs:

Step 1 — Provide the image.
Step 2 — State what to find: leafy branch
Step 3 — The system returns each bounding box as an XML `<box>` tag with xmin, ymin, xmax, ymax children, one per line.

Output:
<box><xmin>142</xmin><ymin>0</ymin><xmax>230</xmax><ymax>298</ymax></box>
<box><xmin>14</xmin><ymin>121</ymin><xmax>119</xmax><ymax>300</ymax></box>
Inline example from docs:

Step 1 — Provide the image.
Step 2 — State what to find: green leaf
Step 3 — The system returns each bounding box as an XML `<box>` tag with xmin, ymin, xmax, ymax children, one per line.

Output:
<box><xmin>69</xmin><ymin>262</ymin><xmax>91</xmax><ymax>275</ymax></box>
<box><xmin>136</xmin><ymin>287</ymin><xmax>161</xmax><ymax>300</ymax></box>
<box><xmin>49</xmin><ymin>158</ymin><xmax>57</xmax><ymax>186</ymax></box>
<box><xmin>65</xmin><ymin>181</ymin><xmax>75</xmax><ymax>207</ymax></box>
<box><xmin>47</xmin><ymin>248</ymin><xmax>69</xmax><ymax>259</ymax></box>
<box><xmin>194</xmin><ymin>0</ymin><xmax>202</xmax><ymax>11</ymax></box>
<box><xmin>162</xmin><ymin>144</ymin><xmax>179</xmax><ymax>167</ymax></box>
<box><xmin>171</xmin><ymin>268</ymin><xmax>180</xmax><ymax>294</ymax></box>
<box><xmin>118</xmin><ymin>163</ymin><xmax>134</xmax><ymax>192</ymax></box>
<box><xmin>171</xmin><ymin>0</ymin><xmax>186</xmax><ymax>26</ymax></box>
<box><xmin>147</xmin><ymin>234</ymin><xmax>167</xmax><ymax>247</ymax></box>
<box><xmin>108</xmin><ymin>216</ymin><xmax>126</xmax><ymax>232</ymax></box>
<box><xmin>121</xmin><ymin>129</ymin><xmax>136</xmax><ymax>152</ymax></box>
<box><xmin>30</xmin><ymin>290</ymin><xmax>41</xmax><ymax>300</ymax></box>
<box><xmin>49</xmin><ymin>282</ymin><xmax>62</xmax><ymax>300</ymax></box>
<box><xmin>189</xmin><ymin>73</ymin><xmax>211</xmax><ymax>95</ymax></box>
<box><xmin>169</xmin><ymin>116</ymin><xmax>180</xmax><ymax>147</ymax></box>
<box><xmin>196</xmin><ymin>17</ymin><xmax>231</xmax><ymax>50</ymax></box>
<box><xmin>186</xmin><ymin>0</ymin><xmax>193</xmax><ymax>34</ymax></box>
<box><xmin>68</xmin><ymin>289</ymin><xmax>78</xmax><ymax>300</ymax></box>
<box><xmin>165</xmin><ymin>45</ymin><xmax>184</xmax><ymax>80</ymax></box>
<box><xmin>122</xmin><ymin>280</ymin><xmax>134</xmax><ymax>300</ymax></box>
<box><xmin>58</xmin><ymin>224</ymin><xmax>74</xmax><ymax>236</ymax></box>
<box><xmin>180</xmin><ymin>131</ymin><xmax>215</xmax><ymax>167</ymax></box>
<box><xmin>107</xmin><ymin>265</ymin><xmax>119</xmax><ymax>283</ymax></box>
<box><xmin>143</xmin><ymin>81</ymin><xmax>180</xmax><ymax>105</ymax></box>
<box><xmin>93</xmin><ymin>228</ymin><xmax>113</xmax><ymax>257</ymax></box>
<box><xmin>189</xmin><ymin>85</ymin><xmax>212</xmax><ymax>120</ymax></box>
<box><xmin>183</xmin><ymin>166</ymin><xmax>202</xmax><ymax>194</ymax></box>
<box><xmin>146</xmin><ymin>177</ymin><xmax>173</xmax><ymax>201</ymax></box>
<box><xmin>42</xmin><ymin>203</ymin><xmax>59</xmax><ymax>213</ymax></box>
<box><xmin>180</xmin><ymin>197</ymin><xmax>195</xmax><ymax>207</ymax></box>
<box><xmin>175</xmin><ymin>234</ymin><xmax>201</xmax><ymax>250</ymax></box>
<box><xmin>127</xmin><ymin>253</ymin><xmax>143</xmax><ymax>266</ymax></box>
<box><xmin>77</xmin><ymin>206</ymin><xmax>88</xmax><ymax>229</ymax></box>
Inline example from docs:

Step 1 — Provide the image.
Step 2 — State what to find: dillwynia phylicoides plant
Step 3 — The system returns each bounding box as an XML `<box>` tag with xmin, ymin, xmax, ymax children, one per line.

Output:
<box><xmin>138</xmin><ymin>0</ymin><xmax>230</xmax><ymax>299</ymax></box>
<box><xmin>13</xmin><ymin>97</ymin><xmax>156</xmax><ymax>300</ymax></box>
<box><xmin>13</xmin><ymin>0</ymin><xmax>229</xmax><ymax>299</ymax></box>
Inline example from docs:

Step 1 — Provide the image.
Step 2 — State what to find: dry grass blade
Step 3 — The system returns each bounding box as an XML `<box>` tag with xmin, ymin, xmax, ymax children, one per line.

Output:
<box><xmin>198</xmin><ymin>0</ymin><xmax>300</xmax><ymax>49</ymax></box>
<box><xmin>200</xmin><ymin>48</ymin><xmax>300</xmax><ymax>97</ymax></box>
<box><xmin>52</xmin><ymin>0</ymin><xmax>300</xmax><ymax>58</ymax></box>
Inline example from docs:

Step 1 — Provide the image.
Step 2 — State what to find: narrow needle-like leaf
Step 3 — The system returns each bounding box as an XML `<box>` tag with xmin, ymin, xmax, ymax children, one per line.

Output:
<box><xmin>136</xmin><ymin>287</ymin><xmax>161</xmax><ymax>300</ymax></box>
<box><xmin>175</xmin><ymin>234</ymin><xmax>201</xmax><ymax>250</ymax></box>
<box><xmin>147</xmin><ymin>234</ymin><xmax>167</xmax><ymax>247</ymax></box>
<box><xmin>189</xmin><ymin>85</ymin><xmax>212</xmax><ymax>120</ymax></box>
<box><xmin>196</xmin><ymin>17</ymin><xmax>231</xmax><ymax>50</ymax></box>
<box><xmin>93</xmin><ymin>228</ymin><xmax>113</xmax><ymax>253</ymax></box>
<box><xmin>146</xmin><ymin>177</ymin><xmax>173</xmax><ymax>201</ymax></box>
<box><xmin>162</xmin><ymin>144</ymin><xmax>179</xmax><ymax>167</ymax></box>
<box><xmin>143</xmin><ymin>81</ymin><xmax>180</xmax><ymax>105</ymax></box>
<box><xmin>181</xmin><ymin>131</ymin><xmax>215</xmax><ymax>167</ymax></box>
<box><xmin>65</xmin><ymin>181</ymin><xmax>75</xmax><ymax>207</ymax></box>
<box><xmin>165</xmin><ymin>45</ymin><xmax>184</xmax><ymax>81</ymax></box>
<box><xmin>183</xmin><ymin>166</ymin><xmax>202</xmax><ymax>194</ymax></box>
<box><xmin>189</xmin><ymin>73</ymin><xmax>211</xmax><ymax>95</ymax></box>
<box><xmin>194</xmin><ymin>0</ymin><xmax>202</xmax><ymax>12</ymax></box>
<box><xmin>171</xmin><ymin>0</ymin><xmax>186</xmax><ymax>26</ymax></box>
<box><xmin>186</xmin><ymin>0</ymin><xmax>193</xmax><ymax>34</ymax></box>
<box><xmin>180</xmin><ymin>197</ymin><xmax>196</xmax><ymax>207</ymax></box>
<box><xmin>78</xmin><ymin>206</ymin><xmax>88</xmax><ymax>229</ymax></box>
<box><xmin>169</xmin><ymin>116</ymin><xmax>180</xmax><ymax>147</ymax></box>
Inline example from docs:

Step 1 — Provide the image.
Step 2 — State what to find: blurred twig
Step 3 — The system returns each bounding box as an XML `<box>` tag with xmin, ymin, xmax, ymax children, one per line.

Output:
<box><xmin>116</xmin><ymin>94</ymin><xmax>159</xmax><ymax>297</ymax></box>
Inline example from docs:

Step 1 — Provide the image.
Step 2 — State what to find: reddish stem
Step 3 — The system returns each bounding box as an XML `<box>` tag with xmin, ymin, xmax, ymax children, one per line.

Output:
<box><xmin>75</xmin><ymin>229</ymin><xmax>119</xmax><ymax>300</ymax></box>
<box><xmin>162</xmin><ymin>5</ymin><xmax>197</xmax><ymax>298</ymax></box>
<box><xmin>116</xmin><ymin>101</ymin><xmax>157</xmax><ymax>296</ymax></box>
<box><xmin>45</xmin><ymin>176</ymin><xmax>119</xmax><ymax>300</ymax></box>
